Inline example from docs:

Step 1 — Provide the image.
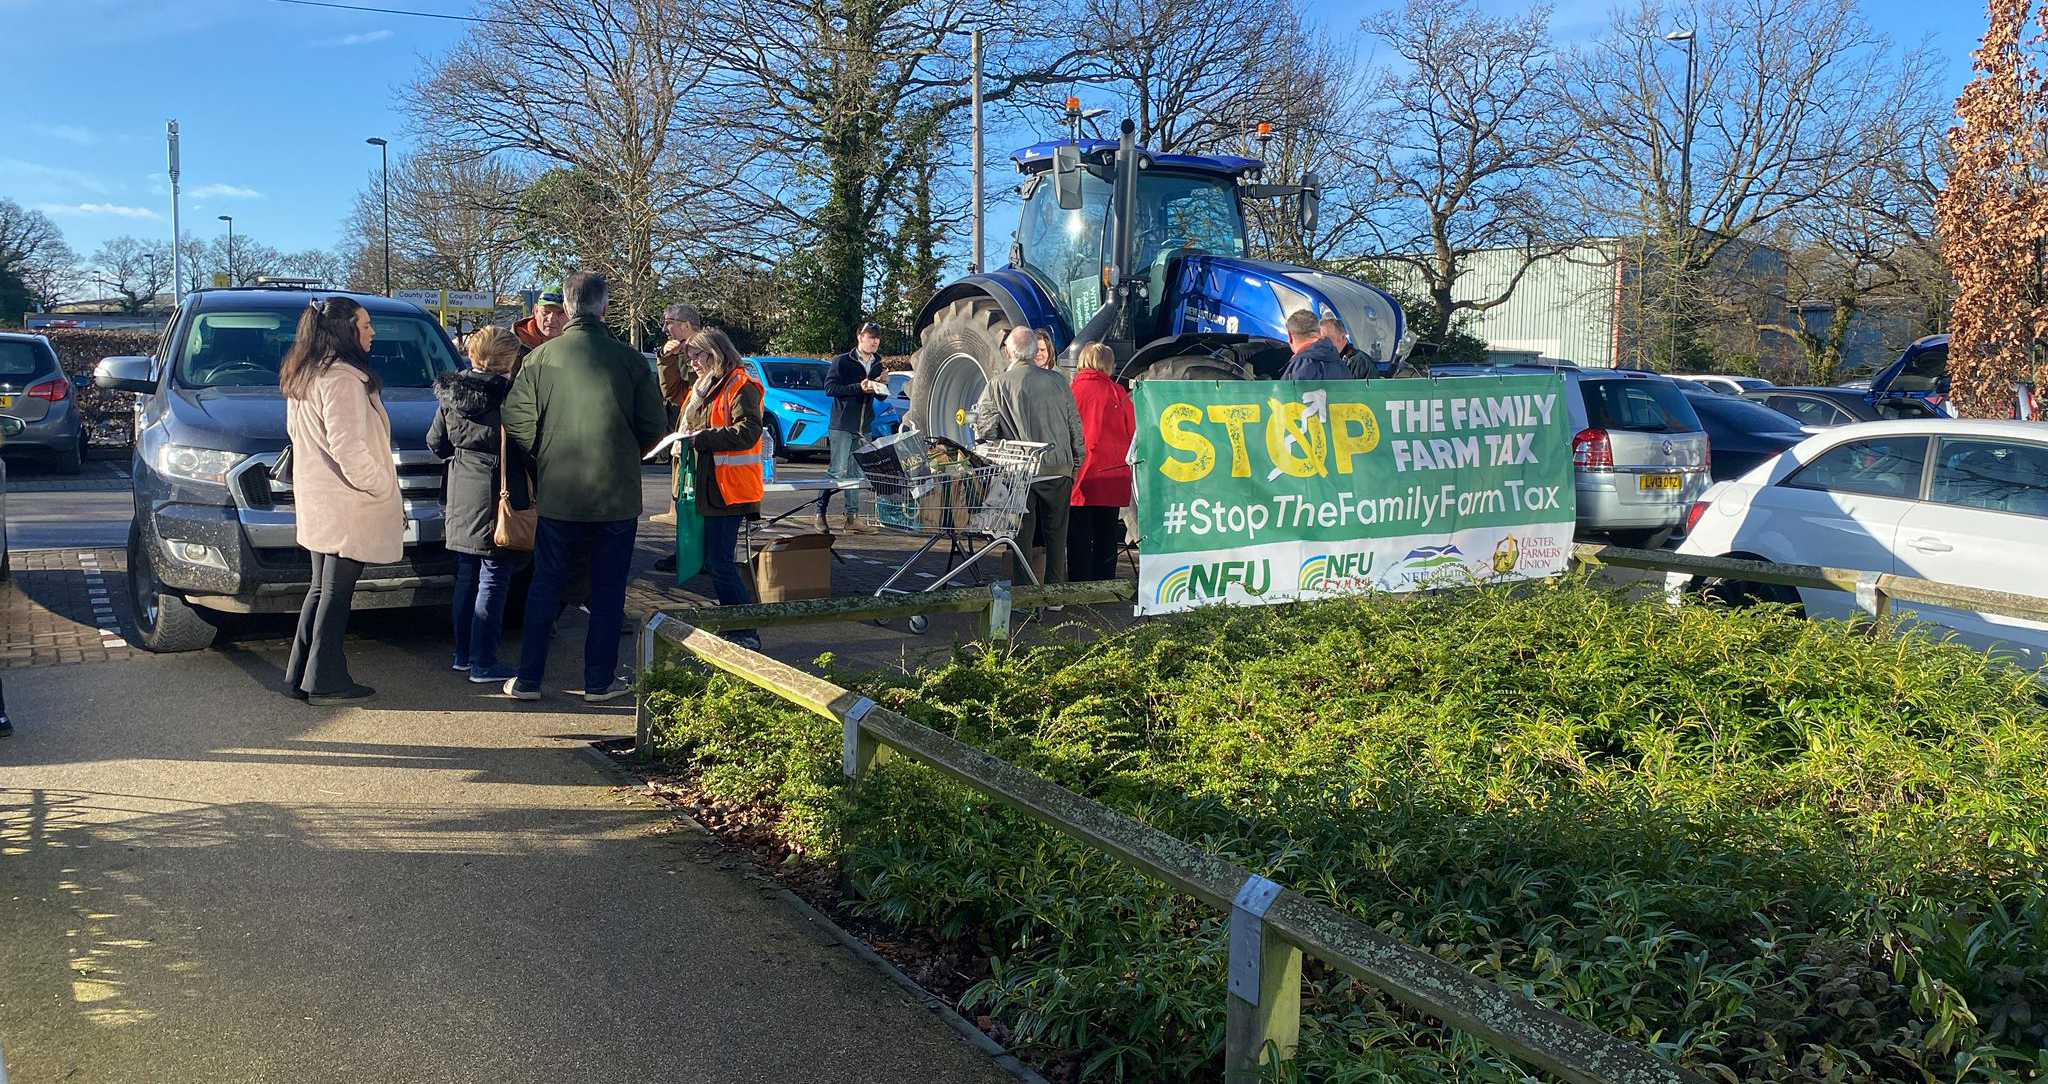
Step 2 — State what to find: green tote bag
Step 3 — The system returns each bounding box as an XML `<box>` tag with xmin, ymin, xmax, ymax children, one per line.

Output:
<box><xmin>673</xmin><ymin>468</ymin><xmax>706</xmax><ymax>585</ymax></box>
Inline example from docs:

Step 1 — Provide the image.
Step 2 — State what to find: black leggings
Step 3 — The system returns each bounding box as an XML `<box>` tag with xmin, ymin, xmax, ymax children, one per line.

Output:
<box><xmin>1065</xmin><ymin>505</ymin><xmax>1126</xmax><ymax>583</ymax></box>
<box><xmin>285</xmin><ymin>551</ymin><xmax>364</xmax><ymax>695</ymax></box>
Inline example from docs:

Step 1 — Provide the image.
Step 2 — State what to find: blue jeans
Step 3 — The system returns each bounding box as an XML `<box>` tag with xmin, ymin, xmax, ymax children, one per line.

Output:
<box><xmin>452</xmin><ymin>552</ymin><xmax>525</xmax><ymax>670</ymax></box>
<box><xmin>814</xmin><ymin>428</ymin><xmax>863</xmax><ymax>516</ymax></box>
<box><xmin>516</xmin><ymin>517</ymin><xmax>637</xmax><ymax>693</ymax></box>
<box><xmin>703</xmin><ymin>514</ymin><xmax>758</xmax><ymax>642</ymax></box>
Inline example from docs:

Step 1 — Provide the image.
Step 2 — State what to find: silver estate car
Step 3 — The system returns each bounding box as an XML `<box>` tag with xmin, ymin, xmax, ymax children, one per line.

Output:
<box><xmin>0</xmin><ymin>332</ymin><xmax>88</xmax><ymax>474</ymax></box>
<box><xmin>1429</xmin><ymin>364</ymin><xmax>1710</xmax><ymax>546</ymax></box>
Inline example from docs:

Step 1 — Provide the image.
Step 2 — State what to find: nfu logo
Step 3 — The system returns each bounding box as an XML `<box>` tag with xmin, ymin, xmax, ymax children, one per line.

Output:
<box><xmin>1156</xmin><ymin>560</ymin><xmax>1272</xmax><ymax>605</ymax></box>
<box><xmin>1298</xmin><ymin>552</ymin><xmax>1375</xmax><ymax>592</ymax></box>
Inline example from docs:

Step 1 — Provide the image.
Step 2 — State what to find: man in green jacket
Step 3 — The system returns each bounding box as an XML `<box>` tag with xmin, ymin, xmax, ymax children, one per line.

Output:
<box><xmin>501</xmin><ymin>271</ymin><xmax>668</xmax><ymax>703</ymax></box>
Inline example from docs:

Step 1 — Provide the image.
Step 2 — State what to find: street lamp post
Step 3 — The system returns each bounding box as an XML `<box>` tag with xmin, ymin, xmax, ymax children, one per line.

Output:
<box><xmin>218</xmin><ymin>215</ymin><xmax>236</xmax><ymax>285</ymax></box>
<box><xmin>1662</xmin><ymin>28</ymin><xmax>1697</xmax><ymax>369</ymax></box>
<box><xmin>366</xmin><ymin>137</ymin><xmax>391</xmax><ymax>295</ymax></box>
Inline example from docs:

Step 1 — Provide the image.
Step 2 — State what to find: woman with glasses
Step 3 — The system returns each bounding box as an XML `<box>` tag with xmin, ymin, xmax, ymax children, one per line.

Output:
<box><xmin>678</xmin><ymin>330</ymin><xmax>764</xmax><ymax>650</ymax></box>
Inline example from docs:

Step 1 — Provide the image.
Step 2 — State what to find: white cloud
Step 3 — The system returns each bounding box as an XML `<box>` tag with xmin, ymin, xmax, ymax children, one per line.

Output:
<box><xmin>314</xmin><ymin>29</ymin><xmax>392</xmax><ymax>46</ymax></box>
<box><xmin>40</xmin><ymin>202</ymin><xmax>162</xmax><ymax>220</ymax></box>
<box><xmin>0</xmin><ymin>158</ymin><xmax>110</xmax><ymax>194</ymax></box>
<box><xmin>191</xmin><ymin>183</ymin><xmax>263</xmax><ymax>200</ymax></box>
<box><xmin>28</xmin><ymin>123</ymin><xmax>95</xmax><ymax>145</ymax></box>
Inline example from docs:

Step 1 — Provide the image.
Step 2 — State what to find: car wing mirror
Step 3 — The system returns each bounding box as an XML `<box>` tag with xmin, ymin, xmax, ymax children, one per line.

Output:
<box><xmin>0</xmin><ymin>416</ymin><xmax>24</xmax><ymax>438</ymax></box>
<box><xmin>1053</xmin><ymin>144</ymin><xmax>1084</xmax><ymax>211</ymax></box>
<box><xmin>94</xmin><ymin>355</ymin><xmax>158</xmax><ymax>394</ymax></box>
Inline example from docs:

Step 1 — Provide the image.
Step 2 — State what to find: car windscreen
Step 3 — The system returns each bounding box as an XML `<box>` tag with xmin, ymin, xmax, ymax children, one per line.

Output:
<box><xmin>176</xmin><ymin>310</ymin><xmax>461</xmax><ymax>389</ymax></box>
<box><xmin>1580</xmin><ymin>377</ymin><xmax>1701</xmax><ymax>433</ymax></box>
<box><xmin>1688</xmin><ymin>393</ymin><xmax>1804</xmax><ymax>435</ymax></box>
<box><xmin>0</xmin><ymin>340</ymin><xmax>55</xmax><ymax>378</ymax></box>
<box><xmin>760</xmin><ymin>361</ymin><xmax>828</xmax><ymax>391</ymax></box>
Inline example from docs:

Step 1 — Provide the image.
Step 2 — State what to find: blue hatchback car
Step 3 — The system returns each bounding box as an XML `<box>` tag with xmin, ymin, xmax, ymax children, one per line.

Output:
<box><xmin>743</xmin><ymin>356</ymin><xmax>835</xmax><ymax>460</ymax></box>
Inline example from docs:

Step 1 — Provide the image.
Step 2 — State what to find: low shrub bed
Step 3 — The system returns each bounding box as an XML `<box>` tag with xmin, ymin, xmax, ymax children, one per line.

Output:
<box><xmin>643</xmin><ymin>579</ymin><xmax>2048</xmax><ymax>1082</ymax></box>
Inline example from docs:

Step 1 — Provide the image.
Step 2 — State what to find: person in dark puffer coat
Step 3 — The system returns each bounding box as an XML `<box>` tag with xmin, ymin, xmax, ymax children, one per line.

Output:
<box><xmin>427</xmin><ymin>326</ymin><xmax>532</xmax><ymax>682</ymax></box>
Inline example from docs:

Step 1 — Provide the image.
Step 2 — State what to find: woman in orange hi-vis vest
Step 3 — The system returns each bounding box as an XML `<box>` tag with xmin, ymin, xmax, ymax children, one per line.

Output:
<box><xmin>679</xmin><ymin>328</ymin><xmax>764</xmax><ymax>649</ymax></box>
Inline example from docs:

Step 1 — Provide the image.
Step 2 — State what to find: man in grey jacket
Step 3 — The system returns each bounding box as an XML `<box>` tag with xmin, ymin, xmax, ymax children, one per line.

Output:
<box><xmin>971</xmin><ymin>326</ymin><xmax>1087</xmax><ymax>584</ymax></box>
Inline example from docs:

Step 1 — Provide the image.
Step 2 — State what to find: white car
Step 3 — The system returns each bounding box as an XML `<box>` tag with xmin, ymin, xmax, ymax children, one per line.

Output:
<box><xmin>1672</xmin><ymin>373</ymin><xmax>1772</xmax><ymax>396</ymax></box>
<box><xmin>1669</xmin><ymin>419</ymin><xmax>2048</xmax><ymax>669</ymax></box>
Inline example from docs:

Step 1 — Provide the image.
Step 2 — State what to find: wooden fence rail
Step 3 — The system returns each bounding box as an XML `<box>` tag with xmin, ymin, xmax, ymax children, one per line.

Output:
<box><xmin>639</xmin><ymin>616</ymin><xmax>1707</xmax><ymax>1084</ymax></box>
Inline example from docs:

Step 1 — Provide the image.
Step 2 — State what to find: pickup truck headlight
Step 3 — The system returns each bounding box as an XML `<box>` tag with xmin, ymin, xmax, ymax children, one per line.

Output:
<box><xmin>157</xmin><ymin>444</ymin><xmax>248</xmax><ymax>487</ymax></box>
<box><xmin>778</xmin><ymin>400</ymin><xmax>824</xmax><ymax>417</ymax></box>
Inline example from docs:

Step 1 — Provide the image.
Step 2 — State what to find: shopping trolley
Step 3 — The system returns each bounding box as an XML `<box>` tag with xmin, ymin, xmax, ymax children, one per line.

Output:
<box><xmin>858</xmin><ymin>437</ymin><xmax>1049</xmax><ymax>633</ymax></box>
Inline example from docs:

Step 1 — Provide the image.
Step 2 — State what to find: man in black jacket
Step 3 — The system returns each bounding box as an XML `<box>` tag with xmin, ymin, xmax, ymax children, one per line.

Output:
<box><xmin>814</xmin><ymin>322</ymin><xmax>887</xmax><ymax>534</ymax></box>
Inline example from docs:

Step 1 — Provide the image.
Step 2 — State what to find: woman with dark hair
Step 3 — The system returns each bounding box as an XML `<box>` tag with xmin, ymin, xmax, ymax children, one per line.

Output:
<box><xmin>280</xmin><ymin>297</ymin><xmax>401</xmax><ymax>704</ymax></box>
<box><xmin>679</xmin><ymin>327</ymin><xmax>764</xmax><ymax>650</ymax></box>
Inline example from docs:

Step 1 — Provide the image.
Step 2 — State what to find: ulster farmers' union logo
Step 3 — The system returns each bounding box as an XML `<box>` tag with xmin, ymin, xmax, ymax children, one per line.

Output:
<box><xmin>1299</xmin><ymin>552</ymin><xmax>1375</xmax><ymax>592</ymax></box>
<box><xmin>1491</xmin><ymin>535</ymin><xmax>1521</xmax><ymax>574</ymax></box>
<box><xmin>1156</xmin><ymin>560</ymin><xmax>1272</xmax><ymax>605</ymax></box>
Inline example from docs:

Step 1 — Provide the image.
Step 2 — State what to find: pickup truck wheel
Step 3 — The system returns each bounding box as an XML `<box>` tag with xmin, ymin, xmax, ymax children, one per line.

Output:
<box><xmin>127</xmin><ymin>523</ymin><xmax>220</xmax><ymax>652</ymax></box>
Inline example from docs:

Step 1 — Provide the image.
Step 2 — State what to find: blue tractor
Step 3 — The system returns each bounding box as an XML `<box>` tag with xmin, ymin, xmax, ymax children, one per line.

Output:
<box><xmin>906</xmin><ymin>120</ymin><xmax>1413</xmax><ymax>442</ymax></box>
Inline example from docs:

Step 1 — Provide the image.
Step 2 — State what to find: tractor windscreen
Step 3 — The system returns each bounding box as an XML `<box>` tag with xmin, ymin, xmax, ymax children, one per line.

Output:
<box><xmin>1128</xmin><ymin>172</ymin><xmax>1247</xmax><ymax>265</ymax></box>
<box><xmin>1017</xmin><ymin>169</ymin><xmax>1113</xmax><ymax>333</ymax></box>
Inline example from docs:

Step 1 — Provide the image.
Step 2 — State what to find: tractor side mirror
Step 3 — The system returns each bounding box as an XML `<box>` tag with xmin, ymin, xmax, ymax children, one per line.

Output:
<box><xmin>1299</xmin><ymin>171</ymin><xmax>1321</xmax><ymax>235</ymax></box>
<box><xmin>1053</xmin><ymin>144</ymin><xmax>1084</xmax><ymax>211</ymax></box>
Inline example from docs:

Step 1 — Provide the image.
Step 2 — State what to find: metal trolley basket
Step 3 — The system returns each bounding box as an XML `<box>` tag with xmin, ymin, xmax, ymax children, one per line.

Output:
<box><xmin>858</xmin><ymin>438</ymin><xmax>1049</xmax><ymax>633</ymax></box>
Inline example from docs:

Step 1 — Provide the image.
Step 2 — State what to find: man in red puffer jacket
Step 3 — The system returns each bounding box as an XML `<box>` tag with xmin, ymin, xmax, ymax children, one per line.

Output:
<box><xmin>1067</xmin><ymin>342</ymin><xmax>1136</xmax><ymax>582</ymax></box>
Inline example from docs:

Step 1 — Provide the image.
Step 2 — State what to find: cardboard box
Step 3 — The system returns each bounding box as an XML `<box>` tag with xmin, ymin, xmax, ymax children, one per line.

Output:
<box><xmin>751</xmin><ymin>532</ymin><xmax>834</xmax><ymax>602</ymax></box>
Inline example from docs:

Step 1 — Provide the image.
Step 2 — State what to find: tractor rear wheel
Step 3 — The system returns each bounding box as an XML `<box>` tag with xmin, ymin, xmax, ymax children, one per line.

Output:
<box><xmin>908</xmin><ymin>296</ymin><xmax>1012</xmax><ymax>446</ymax></box>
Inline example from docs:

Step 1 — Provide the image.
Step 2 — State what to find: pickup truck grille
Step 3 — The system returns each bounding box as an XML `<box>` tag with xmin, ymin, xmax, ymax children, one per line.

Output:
<box><xmin>236</xmin><ymin>450</ymin><xmax>444</xmax><ymax>510</ymax></box>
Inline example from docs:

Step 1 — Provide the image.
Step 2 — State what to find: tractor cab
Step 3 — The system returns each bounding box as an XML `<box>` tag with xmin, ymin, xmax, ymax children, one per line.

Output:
<box><xmin>1010</xmin><ymin>139</ymin><xmax>1259</xmax><ymax>348</ymax></box>
<box><xmin>906</xmin><ymin>119</ymin><xmax>1409</xmax><ymax>447</ymax></box>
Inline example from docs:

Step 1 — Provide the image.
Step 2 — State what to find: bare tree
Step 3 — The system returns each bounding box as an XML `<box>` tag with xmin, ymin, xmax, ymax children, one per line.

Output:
<box><xmin>1358</xmin><ymin>0</ymin><xmax>1581</xmax><ymax>351</ymax></box>
<box><xmin>341</xmin><ymin>149</ymin><xmax>533</xmax><ymax>297</ymax></box>
<box><xmin>1560</xmin><ymin>0</ymin><xmax>1944</xmax><ymax>368</ymax></box>
<box><xmin>1208</xmin><ymin>21</ymin><xmax>1379</xmax><ymax>268</ymax></box>
<box><xmin>89</xmin><ymin>236</ymin><xmax>175</xmax><ymax>313</ymax></box>
<box><xmin>1745</xmin><ymin>117</ymin><xmax>1947</xmax><ymax>383</ymax></box>
<box><xmin>409</xmin><ymin>0</ymin><xmax>748</xmax><ymax>347</ymax></box>
<box><xmin>0</xmin><ymin>198</ymin><xmax>77</xmax><ymax>311</ymax></box>
<box><xmin>1019</xmin><ymin>0</ymin><xmax>1312</xmax><ymax>153</ymax></box>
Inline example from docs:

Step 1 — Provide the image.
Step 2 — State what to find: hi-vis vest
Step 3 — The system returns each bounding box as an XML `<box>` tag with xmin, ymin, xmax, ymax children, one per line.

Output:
<box><xmin>709</xmin><ymin>368</ymin><xmax>765</xmax><ymax>505</ymax></box>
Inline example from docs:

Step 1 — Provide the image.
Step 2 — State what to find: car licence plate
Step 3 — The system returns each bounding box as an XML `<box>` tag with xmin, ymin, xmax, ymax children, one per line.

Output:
<box><xmin>1639</xmin><ymin>474</ymin><xmax>1683</xmax><ymax>491</ymax></box>
<box><xmin>0</xmin><ymin>396</ymin><xmax>13</xmax><ymax>408</ymax></box>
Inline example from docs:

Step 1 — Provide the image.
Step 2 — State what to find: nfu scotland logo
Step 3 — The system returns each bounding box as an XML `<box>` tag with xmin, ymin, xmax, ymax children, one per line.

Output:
<box><xmin>1298</xmin><ymin>552</ymin><xmax>1375</xmax><ymax>593</ymax></box>
<box><xmin>1155</xmin><ymin>560</ymin><xmax>1271</xmax><ymax>605</ymax></box>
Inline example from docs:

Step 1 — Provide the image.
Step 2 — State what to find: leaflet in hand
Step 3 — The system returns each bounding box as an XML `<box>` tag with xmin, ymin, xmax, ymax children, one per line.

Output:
<box><xmin>643</xmin><ymin>430</ymin><xmax>695</xmax><ymax>461</ymax></box>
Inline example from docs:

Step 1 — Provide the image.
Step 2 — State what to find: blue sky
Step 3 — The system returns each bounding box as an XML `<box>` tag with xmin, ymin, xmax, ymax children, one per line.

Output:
<box><xmin>0</xmin><ymin>0</ymin><xmax>1986</xmax><ymax>285</ymax></box>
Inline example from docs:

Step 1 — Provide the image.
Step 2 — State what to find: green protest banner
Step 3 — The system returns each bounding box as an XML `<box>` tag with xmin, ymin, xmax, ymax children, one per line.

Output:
<box><xmin>1133</xmin><ymin>376</ymin><xmax>1576</xmax><ymax>615</ymax></box>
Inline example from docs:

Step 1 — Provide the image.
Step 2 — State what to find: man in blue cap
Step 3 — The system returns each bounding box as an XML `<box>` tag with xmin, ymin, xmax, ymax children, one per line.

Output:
<box><xmin>514</xmin><ymin>290</ymin><xmax>568</xmax><ymax>356</ymax></box>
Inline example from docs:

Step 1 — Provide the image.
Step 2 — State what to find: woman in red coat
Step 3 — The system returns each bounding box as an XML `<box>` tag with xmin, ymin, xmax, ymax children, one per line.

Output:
<box><xmin>1066</xmin><ymin>342</ymin><xmax>1136</xmax><ymax>581</ymax></box>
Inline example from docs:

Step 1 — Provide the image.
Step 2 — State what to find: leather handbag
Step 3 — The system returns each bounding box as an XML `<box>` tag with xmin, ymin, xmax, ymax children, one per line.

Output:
<box><xmin>492</xmin><ymin>428</ymin><xmax>536</xmax><ymax>551</ymax></box>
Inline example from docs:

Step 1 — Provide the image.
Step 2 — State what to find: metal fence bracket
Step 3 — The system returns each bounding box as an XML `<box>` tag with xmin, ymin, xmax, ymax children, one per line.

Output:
<box><xmin>1225</xmin><ymin>874</ymin><xmax>1300</xmax><ymax>1076</ymax></box>
<box><xmin>841</xmin><ymin>696</ymin><xmax>881</xmax><ymax>780</ymax></box>
<box><xmin>987</xmin><ymin>581</ymin><xmax>1012</xmax><ymax>641</ymax></box>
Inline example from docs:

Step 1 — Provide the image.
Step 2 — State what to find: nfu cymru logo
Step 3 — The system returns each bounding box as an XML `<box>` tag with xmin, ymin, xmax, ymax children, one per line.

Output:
<box><xmin>1155</xmin><ymin>560</ymin><xmax>1271</xmax><ymax>606</ymax></box>
<box><xmin>1298</xmin><ymin>552</ymin><xmax>1375</xmax><ymax>592</ymax></box>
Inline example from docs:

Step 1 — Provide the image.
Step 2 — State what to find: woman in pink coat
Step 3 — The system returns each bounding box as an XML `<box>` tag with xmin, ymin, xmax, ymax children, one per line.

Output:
<box><xmin>1066</xmin><ymin>342</ymin><xmax>1136</xmax><ymax>581</ymax></box>
<box><xmin>280</xmin><ymin>297</ymin><xmax>402</xmax><ymax>704</ymax></box>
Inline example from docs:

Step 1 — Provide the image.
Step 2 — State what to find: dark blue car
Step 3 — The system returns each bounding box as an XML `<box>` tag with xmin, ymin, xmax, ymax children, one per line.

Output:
<box><xmin>1865</xmin><ymin>334</ymin><xmax>1954</xmax><ymax>417</ymax></box>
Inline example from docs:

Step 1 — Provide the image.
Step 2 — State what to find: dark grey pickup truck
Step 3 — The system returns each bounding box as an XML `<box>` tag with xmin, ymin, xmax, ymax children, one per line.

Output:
<box><xmin>95</xmin><ymin>287</ymin><xmax>461</xmax><ymax>651</ymax></box>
